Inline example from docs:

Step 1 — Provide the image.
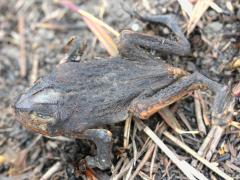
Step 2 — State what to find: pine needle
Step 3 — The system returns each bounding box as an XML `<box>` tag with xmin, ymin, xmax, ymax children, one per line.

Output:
<box><xmin>187</xmin><ymin>0</ymin><xmax>213</xmax><ymax>35</ymax></box>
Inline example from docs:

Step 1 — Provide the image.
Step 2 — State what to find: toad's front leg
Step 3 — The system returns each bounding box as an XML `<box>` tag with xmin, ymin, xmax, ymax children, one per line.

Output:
<box><xmin>130</xmin><ymin>72</ymin><xmax>231</xmax><ymax>125</ymax></box>
<box><xmin>70</xmin><ymin>129</ymin><xmax>112</xmax><ymax>170</ymax></box>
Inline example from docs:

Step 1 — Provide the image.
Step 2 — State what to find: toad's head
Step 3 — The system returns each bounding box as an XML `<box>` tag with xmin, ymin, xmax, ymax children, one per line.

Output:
<box><xmin>12</xmin><ymin>75</ymin><xmax>63</xmax><ymax>136</ymax></box>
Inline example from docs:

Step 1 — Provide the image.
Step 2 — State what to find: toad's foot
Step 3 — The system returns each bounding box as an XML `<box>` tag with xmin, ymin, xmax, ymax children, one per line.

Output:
<box><xmin>73</xmin><ymin>129</ymin><xmax>113</xmax><ymax>170</ymax></box>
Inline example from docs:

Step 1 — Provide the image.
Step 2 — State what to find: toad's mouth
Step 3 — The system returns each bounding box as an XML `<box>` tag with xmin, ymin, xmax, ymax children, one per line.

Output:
<box><xmin>14</xmin><ymin>110</ymin><xmax>55</xmax><ymax>136</ymax></box>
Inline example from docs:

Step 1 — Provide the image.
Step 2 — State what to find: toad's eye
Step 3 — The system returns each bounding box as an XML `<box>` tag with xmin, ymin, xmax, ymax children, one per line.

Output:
<box><xmin>14</xmin><ymin>88</ymin><xmax>61</xmax><ymax>112</ymax></box>
<box><xmin>31</xmin><ymin>88</ymin><xmax>61</xmax><ymax>104</ymax></box>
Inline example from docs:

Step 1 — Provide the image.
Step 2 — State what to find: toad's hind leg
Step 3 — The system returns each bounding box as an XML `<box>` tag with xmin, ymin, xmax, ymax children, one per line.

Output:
<box><xmin>118</xmin><ymin>14</ymin><xmax>191</xmax><ymax>60</ymax></box>
<box><xmin>130</xmin><ymin>72</ymin><xmax>223</xmax><ymax>119</ymax></box>
<box><xmin>72</xmin><ymin>129</ymin><xmax>112</xmax><ymax>170</ymax></box>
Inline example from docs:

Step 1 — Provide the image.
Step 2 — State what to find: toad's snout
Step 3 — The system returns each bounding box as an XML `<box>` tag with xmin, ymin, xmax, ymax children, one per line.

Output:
<box><xmin>13</xmin><ymin>92</ymin><xmax>33</xmax><ymax>113</ymax></box>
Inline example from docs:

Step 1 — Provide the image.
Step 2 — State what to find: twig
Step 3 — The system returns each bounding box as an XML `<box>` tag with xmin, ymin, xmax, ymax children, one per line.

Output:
<box><xmin>178</xmin><ymin>0</ymin><xmax>223</xmax><ymax>17</ymax></box>
<box><xmin>177</xmin><ymin>110</ymin><xmax>195</xmax><ymax>134</ymax></box>
<box><xmin>112</xmin><ymin>159</ymin><xmax>133</xmax><ymax>180</ymax></box>
<box><xmin>111</xmin><ymin>155</ymin><xmax>125</xmax><ymax>177</ymax></box>
<box><xmin>45</xmin><ymin>136</ymin><xmax>73</xmax><ymax>142</ymax></box>
<box><xmin>191</xmin><ymin>126</ymin><xmax>215</xmax><ymax>167</ymax></box>
<box><xmin>132</xmin><ymin>124</ymin><xmax>138</xmax><ymax>166</ymax></box>
<box><xmin>114</xmin><ymin>123</ymin><xmax>164</xmax><ymax>179</ymax></box>
<box><xmin>194</xmin><ymin>90</ymin><xmax>206</xmax><ymax>135</ymax></box>
<box><xmin>18</xmin><ymin>15</ymin><xmax>27</xmax><ymax>78</ymax></box>
<box><xmin>25</xmin><ymin>135</ymin><xmax>42</xmax><ymax>152</ymax></box>
<box><xmin>159</xmin><ymin>108</ymin><xmax>199</xmax><ymax>134</ymax></box>
<box><xmin>40</xmin><ymin>162</ymin><xmax>62</xmax><ymax>180</ymax></box>
<box><xmin>135</xmin><ymin>119</ymin><xmax>207</xmax><ymax>180</ymax></box>
<box><xmin>129</xmin><ymin>143</ymin><xmax>155</xmax><ymax>180</ymax></box>
<box><xmin>123</xmin><ymin>116</ymin><xmax>132</xmax><ymax>149</ymax></box>
<box><xmin>205</xmin><ymin>126</ymin><xmax>225</xmax><ymax>160</ymax></box>
<box><xmin>149</xmin><ymin>145</ymin><xmax>158</xmax><ymax>178</ymax></box>
<box><xmin>138</xmin><ymin>171</ymin><xmax>151</xmax><ymax>180</ymax></box>
<box><xmin>159</xmin><ymin>108</ymin><xmax>182</xmax><ymax>133</ymax></box>
<box><xmin>163</xmin><ymin>130</ymin><xmax>233</xmax><ymax>180</ymax></box>
<box><xmin>30</xmin><ymin>58</ymin><xmax>39</xmax><ymax>85</ymax></box>
<box><xmin>226</xmin><ymin>160</ymin><xmax>240</xmax><ymax>172</ymax></box>
<box><xmin>198</xmin><ymin>92</ymin><xmax>210</xmax><ymax>126</ymax></box>
<box><xmin>178</xmin><ymin>0</ymin><xmax>194</xmax><ymax>16</ymax></box>
<box><xmin>187</xmin><ymin>0</ymin><xmax>213</xmax><ymax>35</ymax></box>
<box><xmin>125</xmin><ymin>163</ymin><xmax>133</xmax><ymax>180</ymax></box>
<box><xmin>161</xmin><ymin>158</ymin><xmax>171</xmax><ymax>179</ymax></box>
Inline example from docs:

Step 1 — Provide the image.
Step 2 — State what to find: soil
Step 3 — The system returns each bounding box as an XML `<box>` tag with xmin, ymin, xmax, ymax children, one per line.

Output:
<box><xmin>0</xmin><ymin>0</ymin><xmax>239</xmax><ymax>179</ymax></box>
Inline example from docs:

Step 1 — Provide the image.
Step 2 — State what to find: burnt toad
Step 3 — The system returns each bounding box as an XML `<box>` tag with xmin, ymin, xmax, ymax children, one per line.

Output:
<box><xmin>13</xmin><ymin>14</ymin><xmax>236</xmax><ymax>170</ymax></box>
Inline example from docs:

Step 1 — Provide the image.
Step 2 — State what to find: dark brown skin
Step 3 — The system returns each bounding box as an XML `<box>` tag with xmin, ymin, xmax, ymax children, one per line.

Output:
<box><xmin>13</xmin><ymin>14</ymin><xmax>235</xmax><ymax>170</ymax></box>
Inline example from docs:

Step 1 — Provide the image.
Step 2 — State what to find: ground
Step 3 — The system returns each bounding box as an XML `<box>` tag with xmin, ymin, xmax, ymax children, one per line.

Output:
<box><xmin>0</xmin><ymin>0</ymin><xmax>239</xmax><ymax>179</ymax></box>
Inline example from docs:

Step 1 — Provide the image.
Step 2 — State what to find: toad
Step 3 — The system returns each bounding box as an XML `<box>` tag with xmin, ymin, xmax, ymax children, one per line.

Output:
<box><xmin>12</xmin><ymin>14</ymin><xmax>236</xmax><ymax>170</ymax></box>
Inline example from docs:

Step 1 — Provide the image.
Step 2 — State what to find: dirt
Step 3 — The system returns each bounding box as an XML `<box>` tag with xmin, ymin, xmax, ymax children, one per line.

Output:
<box><xmin>0</xmin><ymin>0</ymin><xmax>239</xmax><ymax>179</ymax></box>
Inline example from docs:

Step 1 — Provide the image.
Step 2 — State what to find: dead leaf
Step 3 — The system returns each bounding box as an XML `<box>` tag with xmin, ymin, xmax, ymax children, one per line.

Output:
<box><xmin>57</xmin><ymin>0</ymin><xmax>119</xmax><ymax>56</ymax></box>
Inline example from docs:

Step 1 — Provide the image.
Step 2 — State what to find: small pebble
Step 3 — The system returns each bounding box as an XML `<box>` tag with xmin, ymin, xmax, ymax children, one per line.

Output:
<box><xmin>218</xmin><ymin>153</ymin><xmax>231</xmax><ymax>162</ymax></box>
<box><xmin>131</xmin><ymin>23</ymin><xmax>140</xmax><ymax>32</ymax></box>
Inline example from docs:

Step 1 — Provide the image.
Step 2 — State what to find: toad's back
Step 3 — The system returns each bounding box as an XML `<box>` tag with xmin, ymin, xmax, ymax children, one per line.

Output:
<box><xmin>24</xmin><ymin>58</ymin><xmax>176</xmax><ymax>134</ymax></box>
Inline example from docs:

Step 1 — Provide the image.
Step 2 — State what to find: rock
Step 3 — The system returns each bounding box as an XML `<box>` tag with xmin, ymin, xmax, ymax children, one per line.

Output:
<box><xmin>205</xmin><ymin>21</ymin><xmax>223</xmax><ymax>38</ymax></box>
